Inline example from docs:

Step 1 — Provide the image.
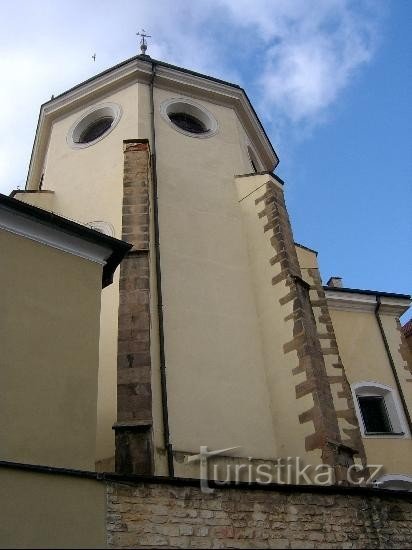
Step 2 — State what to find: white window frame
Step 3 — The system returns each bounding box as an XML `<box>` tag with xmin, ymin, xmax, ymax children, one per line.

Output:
<box><xmin>159</xmin><ymin>97</ymin><xmax>218</xmax><ymax>139</ymax></box>
<box><xmin>373</xmin><ymin>473</ymin><xmax>412</xmax><ymax>491</ymax></box>
<box><xmin>67</xmin><ymin>102</ymin><xmax>122</xmax><ymax>149</ymax></box>
<box><xmin>352</xmin><ymin>381</ymin><xmax>410</xmax><ymax>439</ymax></box>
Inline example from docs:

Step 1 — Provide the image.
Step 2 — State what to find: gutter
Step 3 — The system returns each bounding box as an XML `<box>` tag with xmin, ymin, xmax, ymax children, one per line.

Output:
<box><xmin>149</xmin><ymin>61</ymin><xmax>174</xmax><ymax>477</ymax></box>
<box><xmin>1</xmin><ymin>459</ymin><xmax>411</xmax><ymax>498</ymax></box>
<box><xmin>375</xmin><ymin>296</ymin><xmax>412</xmax><ymax>434</ymax></box>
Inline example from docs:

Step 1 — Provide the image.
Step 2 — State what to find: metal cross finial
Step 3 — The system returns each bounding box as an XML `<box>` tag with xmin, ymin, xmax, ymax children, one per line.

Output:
<box><xmin>92</xmin><ymin>53</ymin><xmax>96</xmax><ymax>62</ymax></box>
<box><xmin>137</xmin><ymin>29</ymin><xmax>151</xmax><ymax>56</ymax></box>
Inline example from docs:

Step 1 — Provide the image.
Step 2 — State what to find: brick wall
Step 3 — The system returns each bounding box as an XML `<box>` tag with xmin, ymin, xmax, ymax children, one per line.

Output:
<box><xmin>106</xmin><ymin>480</ymin><xmax>412</xmax><ymax>549</ymax></box>
<box><xmin>115</xmin><ymin>140</ymin><xmax>153</xmax><ymax>475</ymax></box>
<box><xmin>304</xmin><ymin>267</ymin><xmax>366</xmax><ymax>466</ymax></box>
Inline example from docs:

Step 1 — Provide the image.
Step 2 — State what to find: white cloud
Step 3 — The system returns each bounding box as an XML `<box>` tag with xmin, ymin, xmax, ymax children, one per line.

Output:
<box><xmin>0</xmin><ymin>47</ymin><xmax>97</xmax><ymax>192</ymax></box>
<box><xmin>218</xmin><ymin>0</ymin><xmax>380</xmax><ymax>122</ymax></box>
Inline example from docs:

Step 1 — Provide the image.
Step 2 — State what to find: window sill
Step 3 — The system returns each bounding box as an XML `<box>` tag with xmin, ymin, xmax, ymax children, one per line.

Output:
<box><xmin>363</xmin><ymin>432</ymin><xmax>405</xmax><ymax>437</ymax></box>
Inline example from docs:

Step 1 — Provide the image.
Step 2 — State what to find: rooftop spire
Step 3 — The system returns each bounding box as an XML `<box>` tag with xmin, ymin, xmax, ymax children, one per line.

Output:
<box><xmin>136</xmin><ymin>29</ymin><xmax>151</xmax><ymax>57</ymax></box>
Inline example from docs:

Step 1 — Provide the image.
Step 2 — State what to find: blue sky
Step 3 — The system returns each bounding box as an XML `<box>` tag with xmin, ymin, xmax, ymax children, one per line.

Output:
<box><xmin>0</xmin><ymin>1</ymin><xmax>410</xmax><ymax>316</ymax></box>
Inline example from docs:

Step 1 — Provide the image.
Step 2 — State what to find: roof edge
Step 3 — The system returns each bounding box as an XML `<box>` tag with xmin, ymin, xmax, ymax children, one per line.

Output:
<box><xmin>26</xmin><ymin>55</ymin><xmax>278</xmax><ymax>190</ymax></box>
<box><xmin>43</xmin><ymin>55</ymin><xmax>242</xmax><ymax>108</ymax></box>
<box><xmin>324</xmin><ymin>285</ymin><xmax>411</xmax><ymax>301</ymax></box>
<box><xmin>1</xmin><ymin>459</ymin><xmax>411</xmax><ymax>498</ymax></box>
<box><xmin>0</xmin><ymin>193</ymin><xmax>132</xmax><ymax>288</ymax></box>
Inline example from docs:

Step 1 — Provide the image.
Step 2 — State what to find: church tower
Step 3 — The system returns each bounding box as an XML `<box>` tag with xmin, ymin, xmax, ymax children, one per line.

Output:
<box><xmin>14</xmin><ymin>47</ymin><xmax>377</xmax><ymax>483</ymax></box>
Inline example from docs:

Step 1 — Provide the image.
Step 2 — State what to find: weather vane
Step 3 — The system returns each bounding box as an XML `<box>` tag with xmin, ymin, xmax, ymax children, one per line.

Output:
<box><xmin>136</xmin><ymin>29</ymin><xmax>151</xmax><ymax>56</ymax></box>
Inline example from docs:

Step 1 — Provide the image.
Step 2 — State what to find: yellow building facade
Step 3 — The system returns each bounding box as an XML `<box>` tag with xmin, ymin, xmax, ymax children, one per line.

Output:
<box><xmin>10</xmin><ymin>53</ymin><xmax>412</xmax><ymax>490</ymax></box>
<box><xmin>0</xmin><ymin>193</ymin><xmax>130</xmax><ymax>549</ymax></box>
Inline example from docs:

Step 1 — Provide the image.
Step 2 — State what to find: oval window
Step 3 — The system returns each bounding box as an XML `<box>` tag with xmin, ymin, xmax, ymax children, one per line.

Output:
<box><xmin>67</xmin><ymin>103</ymin><xmax>122</xmax><ymax>149</ymax></box>
<box><xmin>160</xmin><ymin>98</ymin><xmax>218</xmax><ymax>139</ymax></box>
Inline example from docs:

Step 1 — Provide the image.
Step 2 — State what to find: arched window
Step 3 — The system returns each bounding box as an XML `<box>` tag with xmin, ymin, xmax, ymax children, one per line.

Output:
<box><xmin>352</xmin><ymin>381</ymin><xmax>410</xmax><ymax>438</ymax></box>
<box><xmin>85</xmin><ymin>221</ymin><xmax>115</xmax><ymax>237</ymax></box>
<box><xmin>160</xmin><ymin>98</ymin><xmax>218</xmax><ymax>139</ymax></box>
<box><xmin>67</xmin><ymin>103</ymin><xmax>122</xmax><ymax>149</ymax></box>
<box><xmin>247</xmin><ymin>146</ymin><xmax>261</xmax><ymax>173</ymax></box>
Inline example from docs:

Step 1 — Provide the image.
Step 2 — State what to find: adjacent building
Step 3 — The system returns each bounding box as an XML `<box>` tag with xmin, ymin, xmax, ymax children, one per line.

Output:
<box><xmin>0</xmin><ymin>193</ymin><xmax>130</xmax><ymax>548</ymax></box>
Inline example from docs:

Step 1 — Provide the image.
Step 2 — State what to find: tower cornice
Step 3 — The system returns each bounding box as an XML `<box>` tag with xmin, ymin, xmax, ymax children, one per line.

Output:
<box><xmin>26</xmin><ymin>56</ymin><xmax>279</xmax><ymax>189</ymax></box>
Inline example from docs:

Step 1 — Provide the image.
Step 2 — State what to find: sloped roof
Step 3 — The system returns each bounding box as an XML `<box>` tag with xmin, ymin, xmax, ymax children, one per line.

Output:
<box><xmin>46</xmin><ymin>54</ymin><xmax>243</xmax><ymax>105</ymax></box>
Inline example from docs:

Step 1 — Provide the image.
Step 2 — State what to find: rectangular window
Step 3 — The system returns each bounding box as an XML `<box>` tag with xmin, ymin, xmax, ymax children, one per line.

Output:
<box><xmin>358</xmin><ymin>396</ymin><xmax>393</xmax><ymax>434</ymax></box>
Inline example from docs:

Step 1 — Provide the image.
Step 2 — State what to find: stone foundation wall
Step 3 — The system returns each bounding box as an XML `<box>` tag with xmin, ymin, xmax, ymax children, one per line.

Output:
<box><xmin>106</xmin><ymin>480</ymin><xmax>412</xmax><ymax>549</ymax></box>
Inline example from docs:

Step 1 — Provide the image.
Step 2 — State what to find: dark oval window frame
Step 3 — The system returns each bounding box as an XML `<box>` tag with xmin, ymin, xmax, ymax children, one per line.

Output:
<box><xmin>168</xmin><ymin>112</ymin><xmax>207</xmax><ymax>135</ymax></box>
<box><xmin>78</xmin><ymin>116</ymin><xmax>114</xmax><ymax>144</ymax></box>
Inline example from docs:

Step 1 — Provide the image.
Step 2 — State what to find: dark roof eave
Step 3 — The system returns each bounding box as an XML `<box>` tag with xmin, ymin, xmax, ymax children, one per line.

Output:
<box><xmin>1</xmin><ymin>459</ymin><xmax>411</xmax><ymax>499</ymax></box>
<box><xmin>0</xmin><ymin>193</ymin><xmax>132</xmax><ymax>288</ymax></box>
<box><xmin>41</xmin><ymin>54</ymin><xmax>242</xmax><ymax>109</ymax></box>
<box><xmin>323</xmin><ymin>285</ymin><xmax>411</xmax><ymax>301</ymax></box>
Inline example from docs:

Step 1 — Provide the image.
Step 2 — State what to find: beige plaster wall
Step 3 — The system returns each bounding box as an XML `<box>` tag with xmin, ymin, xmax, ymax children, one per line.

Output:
<box><xmin>379</xmin><ymin>314</ymin><xmax>412</xmax><ymax>416</ymax></box>
<box><xmin>96</xmin><ymin>274</ymin><xmax>120</xmax><ymax>468</ymax></box>
<box><xmin>0</xmin><ymin>231</ymin><xmax>101</xmax><ymax>470</ymax></box>
<box><xmin>12</xmin><ymin>190</ymin><xmax>55</xmax><ymax>211</ymax></box>
<box><xmin>363</xmin><ymin>438</ymin><xmax>412</xmax><ymax>476</ymax></box>
<box><xmin>295</xmin><ymin>245</ymin><xmax>319</xmax><ymax>276</ymax></box>
<box><xmin>42</xmin><ymin>83</ymin><xmax>139</xmax><ymax>232</ymax></box>
<box><xmin>152</xmin><ymin>86</ymin><xmax>277</xmax><ymax>460</ymax></box>
<box><xmin>12</xmin><ymin>193</ymin><xmax>119</xmax><ymax>467</ymax></box>
<box><xmin>330</xmin><ymin>309</ymin><xmax>404</xmax><ymax>392</ymax></box>
<box><xmin>329</xmin><ymin>307</ymin><xmax>412</xmax><ymax>475</ymax></box>
<box><xmin>0</xmin><ymin>469</ymin><xmax>106</xmax><ymax>549</ymax></box>
<box><xmin>234</xmin><ymin>176</ymin><xmax>320</xmax><ymax>464</ymax></box>
<box><xmin>19</xmin><ymin>78</ymin><xmax>277</xmax><ymax>471</ymax></box>
<box><xmin>37</xmin><ymin>83</ymin><xmax>141</xmax><ymax>465</ymax></box>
